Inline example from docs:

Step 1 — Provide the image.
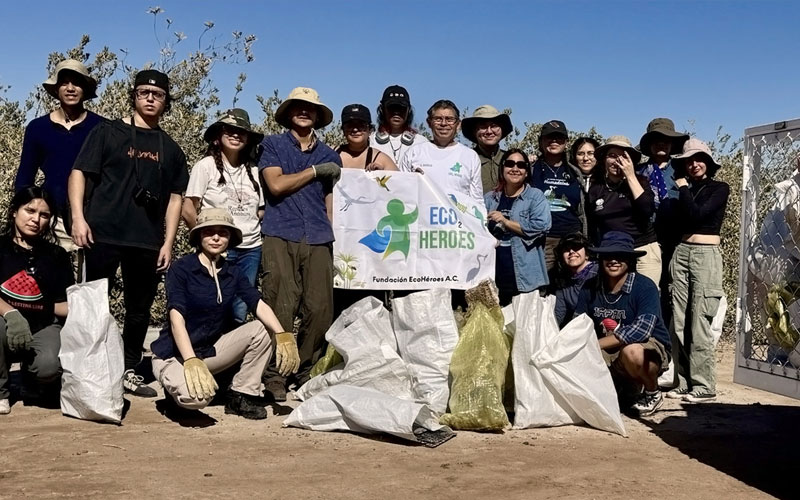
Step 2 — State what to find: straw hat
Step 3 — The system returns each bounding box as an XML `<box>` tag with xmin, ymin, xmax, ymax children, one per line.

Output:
<box><xmin>461</xmin><ymin>105</ymin><xmax>513</xmax><ymax>144</ymax></box>
<box><xmin>203</xmin><ymin>108</ymin><xmax>264</xmax><ymax>144</ymax></box>
<box><xmin>671</xmin><ymin>138</ymin><xmax>723</xmax><ymax>178</ymax></box>
<box><xmin>188</xmin><ymin>208</ymin><xmax>243</xmax><ymax>248</ymax></box>
<box><xmin>274</xmin><ymin>87</ymin><xmax>333</xmax><ymax>129</ymax></box>
<box><xmin>42</xmin><ymin>59</ymin><xmax>98</xmax><ymax>100</ymax></box>
<box><xmin>594</xmin><ymin>135</ymin><xmax>642</xmax><ymax>166</ymax></box>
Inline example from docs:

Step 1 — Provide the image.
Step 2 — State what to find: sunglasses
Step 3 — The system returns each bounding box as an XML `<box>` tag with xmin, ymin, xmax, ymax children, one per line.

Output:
<box><xmin>503</xmin><ymin>160</ymin><xmax>529</xmax><ymax>169</ymax></box>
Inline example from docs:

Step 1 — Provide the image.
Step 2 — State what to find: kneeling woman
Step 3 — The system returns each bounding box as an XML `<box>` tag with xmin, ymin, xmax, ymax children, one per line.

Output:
<box><xmin>150</xmin><ymin>209</ymin><xmax>300</xmax><ymax>420</ymax></box>
<box><xmin>485</xmin><ymin>149</ymin><xmax>551</xmax><ymax>305</ymax></box>
<box><xmin>0</xmin><ymin>187</ymin><xmax>74</xmax><ymax>415</ymax></box>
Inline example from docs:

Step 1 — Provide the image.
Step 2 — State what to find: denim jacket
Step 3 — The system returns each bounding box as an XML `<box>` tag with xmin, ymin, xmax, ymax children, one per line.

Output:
<box><xmin>484</xmin><ymin>185</ymin><xmax>552</xmax><ymax>291</ymax></box>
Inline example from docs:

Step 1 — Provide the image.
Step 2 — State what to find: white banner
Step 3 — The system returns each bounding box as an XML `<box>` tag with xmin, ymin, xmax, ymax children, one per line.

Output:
<box><xmin>333</xmin><ymin>169</ymin><xmax>496</xmax><ymax>290</ymax></box>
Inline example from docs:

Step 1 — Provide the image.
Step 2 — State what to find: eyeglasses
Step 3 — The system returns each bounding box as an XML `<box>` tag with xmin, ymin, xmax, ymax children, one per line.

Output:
<box><xmin>134</xmin><ymin>89</ymin><xmax>167</xmax><ymax>101</ymax></box>
<box><xmin>431</xmin><ymin>116</ymin><xmax>458</xmax><ymax>124</ymax></box>
<box><xmin>576</xmin><ymin>151</ymin><xmax>595</xmax><ymax>157</ymax></box>
<box><xmin>503</xmin><ymin>160</ymin><xmax>528</xmax><ymax>169</ymax></box>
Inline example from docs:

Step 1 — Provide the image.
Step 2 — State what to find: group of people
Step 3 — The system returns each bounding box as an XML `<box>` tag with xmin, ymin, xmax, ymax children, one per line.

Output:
<box><xmin>0</xmin><ymin>58</ymin><xmax>730</xmax><ymax>420</ymax></box>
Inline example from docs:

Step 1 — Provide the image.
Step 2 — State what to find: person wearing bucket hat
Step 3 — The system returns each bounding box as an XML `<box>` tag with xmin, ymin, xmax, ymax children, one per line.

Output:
<box><xmin>665</xmin><ymin>138</ymin><xmax>729</xmax><ymax>403</ymax></box>
<box><xmin>15</xmin><ymin>59</ymin><xmax>104</xmax><ymax>251</ymax></box>
<box><xmin>183</xmin><ymin>108</ymin><xmax>265</xmax><ymax>324</ymax></box>
<box><xmin>150</xmin><ymin>208</ymin><xmax>300</xmax><ymax>420</ymax></box>
<box><xmin>587</xmin><ymin>135</ymin><xmax>662</xmax><ymax>286</ymax></box>
<box><xmin>529</xmin><ymin>120</ymin><xmax>587</xmax><ymax>270</ymax></box>
<box><xmin>574</xmin><ymin>230</ymin><xmax>671</xmax><ymax>416</ymax></box>
<box><xmin>370</xmin><ymin>85</ymin><xmax>428</xmax><ymax>164</ymax></box>
<box><xmin>68</xmin><ymin>68</ymin><xmax>189</xmax><ymax>398</ymax></box>
<box><xmin>461</xmin><ymin>105</ymin><xmax>513</xmax><ymax>194</ymax></box>
<box><xmin>337</xmin><ymin>104</ymin><xmax>397</xmax><ymax>171</ymax></box>
<box><xmin>257</xmin><ymin>86</ymin><xmax>342</xmax><ymax>401</ymax></box>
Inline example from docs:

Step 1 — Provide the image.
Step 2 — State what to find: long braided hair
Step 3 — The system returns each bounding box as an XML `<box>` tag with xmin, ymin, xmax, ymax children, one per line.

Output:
<box><xmin>205</xmin><ymin>134</ymin><xmax>260</xmax><ymax>192</ymax></box>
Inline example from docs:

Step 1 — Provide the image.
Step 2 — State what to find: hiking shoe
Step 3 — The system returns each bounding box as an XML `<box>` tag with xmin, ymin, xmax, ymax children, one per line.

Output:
<box><xmin>225</xmin><ymin>391</ymin><xmax>267</xmax><ymax>420</ymax></box>
<box><xmin>666</xmin><ymin>387</ymin><xmax>691</xmax><ymax>399</ymax></box>
<box><xmin>0</xmin><ymin>398</ymin><xmax>10</xmax><ymax>415</ymax></box>
<box><xmin>123</xmin><ymin>370</ymin><xmax>157</xmax><ymax>398</ymax></box>
<box><xmin>632</xmin><ymin>390</ymin><xmax>663</xmax><ymax>416</ymax></box>
<box><xmin>264</xmin><ymin>380</ymin><xmax>287</xmax><ymax>402</ymax></box>
<box><xmin>683</xmin><ymin>391</ymin><xmax>717</xmax><ymax>403</ymax></box>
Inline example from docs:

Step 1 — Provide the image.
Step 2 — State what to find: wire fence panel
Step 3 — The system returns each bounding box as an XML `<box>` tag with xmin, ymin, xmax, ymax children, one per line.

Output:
<box><xmin>735</xmin><ymin>119</ymin><xmax>800</xmax><ymax>398</ymax></box>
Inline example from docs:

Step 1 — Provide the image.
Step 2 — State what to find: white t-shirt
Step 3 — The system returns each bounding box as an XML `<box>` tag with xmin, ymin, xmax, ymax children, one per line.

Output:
<box><xmin>186</xmin><ymin>155</ymin><xmax>264</xmax><ymax>248</ymax></box>
<box><xmin>398</xmin><ymin>141</ymin><xmax>483</xmax><ymax>203</ymax></box>
<box><xmin>369</xmin><ymin>130</ymin><xmax>428</xmax><ymax>165</ymax></box>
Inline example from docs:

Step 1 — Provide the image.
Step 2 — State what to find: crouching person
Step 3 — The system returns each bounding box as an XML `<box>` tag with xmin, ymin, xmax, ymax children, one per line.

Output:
<box><xmin>573</xmin><ymin>231</ymin><xmax>671</xmax><ymax>417</ymax></box>
<box><xmin>150</xmin><ymin>209</ymin><xmax>300</xmax><ymax>419</ymax></box>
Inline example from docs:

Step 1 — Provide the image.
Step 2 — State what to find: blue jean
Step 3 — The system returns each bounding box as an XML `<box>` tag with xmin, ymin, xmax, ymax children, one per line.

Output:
<box><xmin>226</xmin><ymin>246</ymin><xmax>262</xmax><ymax>324</ymax></box>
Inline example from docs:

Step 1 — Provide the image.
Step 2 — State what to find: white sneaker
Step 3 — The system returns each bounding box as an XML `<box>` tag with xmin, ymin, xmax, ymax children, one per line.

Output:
<box><xmin>0</xmin><ymin>398</ymin><xmax>10</xmax><ymax>415</ymax></box>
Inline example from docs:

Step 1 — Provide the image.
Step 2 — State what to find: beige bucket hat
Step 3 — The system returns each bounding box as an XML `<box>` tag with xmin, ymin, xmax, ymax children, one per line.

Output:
<box><xmin>594</xmin><ymin>135</ymin><xmax>642</xmax><ymax>166</ymax></box>
<box><xmin>671</xmin><ymin>137</ymin><xmax>723</xmax><ymax>177</ymax></box>
<box><xmin>461</xmin><ymin>105</ymin><xmax>513</xmax><ymax>144</ymax></box>
<box><xmin>42</xmin><ymin>59</ymin><xmax>98</xmax><ymax>100</ymax></box>
<box><xmin>189</xmin><ymin>208</ymin><xmax>243</xmax><ymax>248</ymax></box>
<box><xmin>274</xmin><ymin>87</ymin><xmax>333</xmax><ymax>129</ymax></box>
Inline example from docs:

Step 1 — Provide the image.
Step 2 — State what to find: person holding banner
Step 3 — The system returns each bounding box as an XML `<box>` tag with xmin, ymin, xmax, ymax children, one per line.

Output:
<box><xmin>151</xmin><ymin>208</ymin><xmax>300</xmax><ymax>420</ymax></box>
<box><xmin>0</xmin><ymin>187</ymin><xmax>74</xmax><ymax>414</ymax></box>
<box><xmin>338</xmin><ymin>104</ymin><xmax>397</xmax><ymax>171</ymax></box>
<box><xmin>484</xmin><ymin>149</ymin><xmax>551</xmax><ymax>305</ymax></box>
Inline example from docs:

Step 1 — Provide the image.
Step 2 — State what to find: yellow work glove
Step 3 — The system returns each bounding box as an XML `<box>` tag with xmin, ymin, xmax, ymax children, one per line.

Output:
<box><xmin>274</xmin><ymin>332</ymin><xmax>300</xmax><ymax>377</ymax></box>
<box><xmin>183</xmin><ymin>357</ymin><xmax>218</xmax><ymax>401</ymax></box>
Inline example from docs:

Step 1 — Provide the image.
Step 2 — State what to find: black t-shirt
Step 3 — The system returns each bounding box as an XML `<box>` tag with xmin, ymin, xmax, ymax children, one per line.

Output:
<box><xmin>490</xmin><ymin>194</ymin><xmax>517</xmax><ymax>291</ymax></box>
<box><xmin>0</xmin><ymin>236</ymin><xmax>74</xmax><ymax>332</ymax></box>
<box><xmin>587</xmin><ymin>175</ymin><xmax>656</xmax><ymax>247</ymax></box>
<box><xmin>530</xmin><ymin>159</ymin><xmax>583</xmax><ymax>237</ymax></box>
<box><xmin>74</xmin><ymin>119</ymin><xmax>189</xmax><ymax>250</ymax></box>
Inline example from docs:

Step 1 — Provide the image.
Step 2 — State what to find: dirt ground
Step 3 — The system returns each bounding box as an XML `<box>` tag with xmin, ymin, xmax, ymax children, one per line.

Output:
<box><xmin>1</xmin><ymin>345</ymin><xmax>798</xmax><ymax>500</ymax></box>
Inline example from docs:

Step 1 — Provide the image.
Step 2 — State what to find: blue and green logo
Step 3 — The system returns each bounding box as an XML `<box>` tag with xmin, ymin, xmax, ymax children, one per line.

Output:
<box><xmin>359</xmin><ymin>199</ymin><xmax>418</xmax><ymax>260</ymax></box>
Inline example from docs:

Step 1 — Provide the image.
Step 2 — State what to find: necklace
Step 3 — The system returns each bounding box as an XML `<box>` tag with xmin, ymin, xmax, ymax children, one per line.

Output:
<box><xmin>223</xmin><ymin>161</ymin><xmax>245</xmax><ymax>210</ymax></box>
<box><xmin>543</xmin><ymin>160</ymin><xmax>563</xmax><ymax>178</ymax></box>
<box><xmin>387</xmin><ymin>136</ymin><xmax>403</xmax><ymax>162</ymax></box>
<box><xmin>600</xmin><ymin>283</ymin><xmax>623</xmax><ymax>305</ymax></box>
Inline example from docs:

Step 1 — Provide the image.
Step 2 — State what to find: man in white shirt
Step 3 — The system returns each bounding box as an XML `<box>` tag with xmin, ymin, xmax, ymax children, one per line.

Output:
<box><xmin>399</xmin><ymin>99</ymin><xmax>482</xmax><ymax>204</ymax></box>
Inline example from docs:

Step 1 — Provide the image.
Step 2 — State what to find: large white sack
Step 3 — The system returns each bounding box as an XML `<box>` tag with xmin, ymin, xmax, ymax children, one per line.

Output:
<box><xmin>285</xmin><ymin>385</ymin><xmax>444</xmax><ymax>443</ymax></box>
<box><xmin>532</xmin><ymin>314</ymin><xmax>627</xmax><ymax>437</ymax></box>
<box><xmin>59</xmin><ymin>279</ymin><xmax>124</xmax><ymax>423</ymax></box>
<box><xmin>296</xmin><ymin>297</ymin><xmax>415</xmax><ymax>402</ymax></box>
<box><xmin>391</xmin><ymin>289</ymin><xmax>459</xmax><ymax>414</ymax></box>
<box><xmin>512</xmin><ymin>291</ymin><xmax>581</xmax><ymax>428</ymax></box>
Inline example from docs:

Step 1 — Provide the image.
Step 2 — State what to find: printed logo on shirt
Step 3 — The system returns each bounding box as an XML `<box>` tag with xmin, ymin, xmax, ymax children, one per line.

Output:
<box><xmin>544</xmin><ymin>176</ymin><xmax>570</xmax><ymax>187</ymax></box>
<box><xmin>595</xmin><ymin>199</ymin><xmax>605</xmax><ymax>211</ymax></box>
<box><xmin>593</xmin><ymin>307</ymin><xmax>626</xmax><ymax>321</ymax></box>
<box><xmin>450</xmin><ymin>162</ymin><xmax>462</xmax><ymax>174</ymax></box>
<box><xmin>127</xmin><ymin>147</ymin><xmax>159</xmax><ymax>162</ymax></box>
<box><xmin>543</xmin><ymin>187</ymin><xmax>571</xmax><ymax>212</ymax></box>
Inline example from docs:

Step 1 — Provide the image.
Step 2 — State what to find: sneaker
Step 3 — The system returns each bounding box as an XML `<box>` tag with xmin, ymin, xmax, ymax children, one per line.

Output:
<box><xmin>632</xmin><ymin>390</ymin><xmax>663</xmax><ymax>416</ymax></box>
<box><xmin>683</xmin><ymin>391</ymin><xmax>717</xmax><ymax>403</ymax></box>
<box><xmin>666</xmin><ymin>387</ymin><xmax>691</xmax><ymax>399</ymax></box>
<box><xmin>225</xmin><ymin>391</ymin><xmax>267</xmax><ymax>420</ymax></box>
<box><xmin>264</xmin><ymin>380</ymin><xmax>287</xmax><ymax>402</ymax></box>
<box><xmin>123</xmin><ymin>370</ymin><xmax>157</xmax><ymax>398</ymax></box>
<box><xmin>0</xmin><ymin>398</ymin><xmax>10</xmax><ymax>415</ymax></box>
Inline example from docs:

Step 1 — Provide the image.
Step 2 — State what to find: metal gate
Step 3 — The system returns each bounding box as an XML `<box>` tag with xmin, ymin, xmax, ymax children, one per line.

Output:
<box><xmin>735</xmin><ymin>118</ymin><xmax>800</xmax><ymax>398</ymax></box>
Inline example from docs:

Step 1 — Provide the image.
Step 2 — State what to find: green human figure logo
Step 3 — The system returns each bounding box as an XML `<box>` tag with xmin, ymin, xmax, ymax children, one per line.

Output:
<box><xmin>450</xmin><ymin>162</ymin><xmax>462</xmax><ymax>173</ymax></box>
<box><xmin>359</xmin><ymin>199</ymin><xmax>418</xmax><ymax>260</ymax></box>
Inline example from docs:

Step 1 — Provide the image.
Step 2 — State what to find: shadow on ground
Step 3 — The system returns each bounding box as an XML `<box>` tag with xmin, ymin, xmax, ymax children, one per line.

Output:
<box><xmin>643</xmin><ymin>402</ymin><xmax>799</xmax><ymax>500</ymax></box>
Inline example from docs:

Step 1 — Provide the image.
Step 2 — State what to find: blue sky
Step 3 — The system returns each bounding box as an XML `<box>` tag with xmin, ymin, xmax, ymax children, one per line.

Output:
<box><xmin>2</xmin><ymin>0</ymin><xmax>798</xmax><ymax>145</ymax></box>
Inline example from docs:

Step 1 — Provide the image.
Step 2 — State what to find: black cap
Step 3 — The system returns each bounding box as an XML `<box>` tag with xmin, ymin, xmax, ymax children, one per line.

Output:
<box><xmin>381</xmin><ymin>85</ymin><xmax>410</xmax><ymax>108</ymax></box>
<box><xmin>341</xmin><ymin>103</ymin><xmax>372</xmax><ymax>125</ymax></box>
<box><xmin>540</xmin><ymin>119</ymin><xmax>568</xmax><ymax>139</ymax></box>
<box><xmin>134</xmin><ymin>69</ymin><xmax>170</xmax><ymax>95</ymax></box>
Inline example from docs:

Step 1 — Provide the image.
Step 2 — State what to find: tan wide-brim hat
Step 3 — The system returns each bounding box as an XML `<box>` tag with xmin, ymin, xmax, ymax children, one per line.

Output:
<box><xmin>42</xmin><ymin>59</ymin><xmax>98</xmax><ymax>100</ymax></box>
<box><xmin>189</xmin><ymin>208</ymin><xmax>243</xmax><ymax>248</ymax></box>
<box><xmin>671</xmin><ymin>137</ymin><xmax>723</xmax><ymax>177</ymax></box>
<box><xmin>461</xmin><ymin>105</ymin><xmax>513</xmax><ymax>144</ymax></box>
<box><xmin>274</xmin><ymin>87</ymin><xmax>333</xmax><ymax>129</ymax></box>
<box><xmin>638</xmin><ymin>117</ymin><xmax>689</xmax><ymax>156</ymax></box>
<box><xmin>594</xmin><ymin>135</ymin><xmax>642</xmax><ymax>166</ymax></box>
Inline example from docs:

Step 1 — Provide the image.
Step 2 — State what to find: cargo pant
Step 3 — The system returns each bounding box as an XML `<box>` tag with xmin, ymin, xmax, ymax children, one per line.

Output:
<box><xmin>0</xmin><ymin>321</ymin><xmax>62</xmax><ymax>400</ymax></box>
<box><xmin>669</xmin><ymin>243</ymin><xmax>724</xmax><ymax>394</ymax></box>
<box><xmin>635</xmin><ymin>241</ymin><xmax>662</xmax><ymax>288</ymax></box>
<box><xmin>260</xmin><ymin>236</ymin><xmax>333</xmax><ymax>387</ymax></box>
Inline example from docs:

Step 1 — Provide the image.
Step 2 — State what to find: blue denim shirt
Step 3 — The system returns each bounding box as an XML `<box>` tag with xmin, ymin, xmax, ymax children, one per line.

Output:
<box><xmin>150</xmin><ymin>253</ymin><xmax>261</xmax><ymax>360</ymax></box>
<box><xmin>484</xmin><ymin>185</ymin><xmax>552</xmax><ymax>291</ymax></box>
<box><xmin>258</xmin><ymin>131</ymin><xmax>341</xmax><ymax>244</ymax></box>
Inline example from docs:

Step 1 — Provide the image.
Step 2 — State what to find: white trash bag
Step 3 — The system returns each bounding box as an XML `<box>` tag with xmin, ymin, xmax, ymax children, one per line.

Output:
<box><xmin>392</xmin><ymin>289</ymin><xmax>459</xmax><ymax>414</ymax></box>
<box><xmin>512</xmin><ymin>291</ymin><xmax>626</xmax><ymax>436</ymax></box>
<box><xmin>59</xmin><ymin>278</ymin><xmax>124</xmax><ymax>423</ymax></box>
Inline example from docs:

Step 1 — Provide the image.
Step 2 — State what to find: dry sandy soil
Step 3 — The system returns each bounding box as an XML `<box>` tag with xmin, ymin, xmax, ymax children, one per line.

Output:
<box><xmin>1</xmin><ymin>346</ymin><xmax>798</xmax><ymax>500</ymax></box>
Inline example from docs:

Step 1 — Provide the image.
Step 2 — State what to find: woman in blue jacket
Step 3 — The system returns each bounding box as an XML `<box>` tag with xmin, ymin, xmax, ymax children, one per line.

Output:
<box><xmin>484</xmin><ymin>149</ymin><xmax>551</xmax><ymax>305</ymax></box>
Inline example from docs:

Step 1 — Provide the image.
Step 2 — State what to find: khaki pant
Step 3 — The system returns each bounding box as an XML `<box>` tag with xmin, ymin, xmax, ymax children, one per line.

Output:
<box><xmin>669</xmin><ymin>243</ymin><xmax>723</xmax><ymax>394</ymax></box>
<box><xmin>635</xmin><ymin>241</ymin><xmax>662</xmax><ymax>287</ymax></box>
<box><xmin>152</xmin><ymin>321</ymin><xmax>273</xmax><ymax>410</ymax></box>
<box><xmin>54</xmin><ymin>218</ymin><xmax>78</xmax><ymax>252</ymax></box>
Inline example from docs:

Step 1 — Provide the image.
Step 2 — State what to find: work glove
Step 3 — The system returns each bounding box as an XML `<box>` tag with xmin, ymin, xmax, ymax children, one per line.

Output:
<box><xmin>312</xmin><ymin>162</ymin><xmax>341</xmax><ymax>183</ymax></box>
<box><xmin>4</xmin><ymin>310</ymin><xmax>33</xmax><ymax>352</ymax></box>
<box><xmin>183</xmin><ymin>357</ymin><xmax>218</xmax><ymax>401</ymax></box>
<box><xmin>274</xmin><ymin>332</ymin><xmax>300</xmax><ymax>377</ymax></box>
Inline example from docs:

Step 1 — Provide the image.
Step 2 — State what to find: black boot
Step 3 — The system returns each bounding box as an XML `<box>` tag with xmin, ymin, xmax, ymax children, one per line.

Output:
<box><xmin>225</xmin><ymin>390</ymin><xmax>267</xmax><ymax>420</ymax></box>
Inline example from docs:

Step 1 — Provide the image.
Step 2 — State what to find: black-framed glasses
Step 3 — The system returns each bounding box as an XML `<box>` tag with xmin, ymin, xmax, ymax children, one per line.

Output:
<box><xmin>431</xmin><ymin>116</ymin><xmax>458</xmax><ymax>124</ymax></box>
<box><xmin>134</xmin><ymin>89</ymin><xmax>167</xmax><ymax>102</ymax></box>
<box><xmin>503</xmin><ymin>160</ymin><xmax>528</xmax><ymax>169</ymax></box>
